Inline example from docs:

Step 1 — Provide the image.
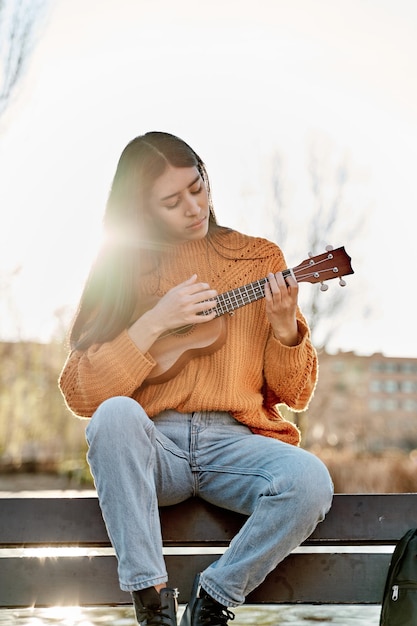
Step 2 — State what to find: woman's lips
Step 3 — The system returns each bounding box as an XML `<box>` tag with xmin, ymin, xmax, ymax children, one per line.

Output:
<box><xmin>187</xmin><ymin>216</ymin><xmax>206</xmax><ymax>229</ymax></box>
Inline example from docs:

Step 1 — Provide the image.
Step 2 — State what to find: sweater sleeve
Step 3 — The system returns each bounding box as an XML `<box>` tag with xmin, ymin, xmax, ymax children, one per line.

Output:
<box><xmin>257</xmin><ymin>239</ymin><xmax>318</xmax><ymax>411</ymax></box>
<box><xmin>58</xmin><ymin>330</ymin><xmax>156</xmax><ymax>418</ymax></box>
<box><xmin>263</xmin><ymin>310</ymin><xmax>318</xmax><ymax>412</ymax></box>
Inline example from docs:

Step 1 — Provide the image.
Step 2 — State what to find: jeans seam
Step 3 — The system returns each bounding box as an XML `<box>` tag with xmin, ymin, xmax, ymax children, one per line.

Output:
<box><xmin>198</xmin><ymin>464</ymin><xmax>275</xmax><ymax>481</ymax></box>
<box><xmin>154</xmin><ymin>433</ymin><xmax>189</xmax><ymax>460</ymax></box>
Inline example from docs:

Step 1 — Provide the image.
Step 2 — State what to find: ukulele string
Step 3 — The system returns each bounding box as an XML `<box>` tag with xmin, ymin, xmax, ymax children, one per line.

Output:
<box><xmin>292</xmin><ymin>256</ymin><xmax>340</xmax><ymax>282</ymax></box>
<box><xmin>210</xmin><ymin>258</ymin><xmax>341</xmax><ymax>316</ymax></box>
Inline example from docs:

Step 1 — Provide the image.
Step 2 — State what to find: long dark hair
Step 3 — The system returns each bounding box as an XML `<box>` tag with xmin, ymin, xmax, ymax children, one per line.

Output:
<box><xmin>69</xmin><ymin>132</ymin><xmax>218</xmax><ymax>351</ymax></box>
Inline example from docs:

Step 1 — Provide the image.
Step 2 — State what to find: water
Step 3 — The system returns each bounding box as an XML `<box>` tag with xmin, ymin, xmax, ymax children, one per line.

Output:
<box><xmin>0</xmin><ymin>604</ymin><xmax>382</xmax><ymax>625</ymax></box>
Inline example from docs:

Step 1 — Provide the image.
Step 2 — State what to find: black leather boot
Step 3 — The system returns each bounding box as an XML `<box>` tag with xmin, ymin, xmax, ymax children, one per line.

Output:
<box><xmin>180</xmin><ymin>574</ymin><xmax>235</xmax><ymax>625</ymax></box>
<box><xmin>132</xmin><ymin>586</ymin><xmax>179</xmax><ymax>625</ymax></box>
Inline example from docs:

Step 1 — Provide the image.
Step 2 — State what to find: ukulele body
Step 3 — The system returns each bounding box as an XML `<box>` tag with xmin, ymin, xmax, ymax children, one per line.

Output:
<box><xmin>146</xmin><ymin>316</ymin><xmax>227</xmax><ymax>384</ymax></box>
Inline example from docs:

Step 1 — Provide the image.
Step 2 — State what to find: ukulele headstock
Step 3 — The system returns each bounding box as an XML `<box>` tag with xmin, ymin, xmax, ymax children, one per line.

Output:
<box><xmin>292</xmin><ymin>245</ymin><xmax>354</xmax><ymax>290</ymax></box>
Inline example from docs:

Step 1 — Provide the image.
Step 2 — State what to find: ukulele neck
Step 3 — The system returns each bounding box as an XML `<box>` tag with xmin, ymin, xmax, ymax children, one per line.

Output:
<box><xmin>200</xmin><ymin>269</ymin><xmax>293</xmax><ymax>318</ymax></box>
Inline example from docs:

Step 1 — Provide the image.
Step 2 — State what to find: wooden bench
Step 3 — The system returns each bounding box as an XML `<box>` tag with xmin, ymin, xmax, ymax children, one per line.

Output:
<box><xmin>1</xmin><ymin>493</ymin><xmax>417</xmax><ymax>608</ymax></box>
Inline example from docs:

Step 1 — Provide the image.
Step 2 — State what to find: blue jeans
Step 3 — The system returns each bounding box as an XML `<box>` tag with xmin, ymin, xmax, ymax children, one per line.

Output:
<box><xmin>85</xmin><ymin>396</ymin><xmax>333</xmax><ymax>607</ymax></box>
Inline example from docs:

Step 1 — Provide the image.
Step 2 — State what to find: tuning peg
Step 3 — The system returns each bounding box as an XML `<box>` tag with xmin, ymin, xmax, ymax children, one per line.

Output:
<box><xmin>320</xmin><ymin>282</ymin><xmax>329</xmax><ymax>291</ymax></box>
<box><xmin>339</xmin><ymin>278</ymin><xmax>347</xmax><ymax>287</ymax></box>
<box><xmin>308</xmin><ymin>251</ymin><xmax>313</xmax><ymax>258</ymax></box>
<box><xmin>325</xmin><ymin>245</ymin><xmax>334</xmax><ymax>252</ymax></box>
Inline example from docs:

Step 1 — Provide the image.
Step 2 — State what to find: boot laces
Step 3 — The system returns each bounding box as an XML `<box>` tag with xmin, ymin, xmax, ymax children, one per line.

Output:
<box><xmin>138</xmin><ymin>601</ymin><xmax>174</xmax><ymax>625</ymax></box>
<box><xmin>200</xmin><ymin>600</ymin><xmax>235</xmax><ymax>625</ymax></box>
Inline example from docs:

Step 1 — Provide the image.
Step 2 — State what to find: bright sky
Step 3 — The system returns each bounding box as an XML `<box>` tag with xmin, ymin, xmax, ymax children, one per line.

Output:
<box><xmin>0</xmin><ymin>0</ymin><xmax>416</xmax><ymax>357</ymax></box>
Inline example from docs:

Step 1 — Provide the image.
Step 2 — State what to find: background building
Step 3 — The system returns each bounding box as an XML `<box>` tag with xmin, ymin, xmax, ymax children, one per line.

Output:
<box><xmin>306</xmin><ymin>351</ymin><xmax>417</xmax><ymax>453</ymax></box>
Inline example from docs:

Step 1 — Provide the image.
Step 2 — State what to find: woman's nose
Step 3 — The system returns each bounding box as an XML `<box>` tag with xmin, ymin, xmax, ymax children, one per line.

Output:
<box><xmin>184</xmin><ymin>194</ymin><xmax>200</xmax><ymax>215</ymax></box>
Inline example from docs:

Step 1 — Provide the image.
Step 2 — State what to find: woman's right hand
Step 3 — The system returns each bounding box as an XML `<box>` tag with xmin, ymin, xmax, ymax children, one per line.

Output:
<box><xmin>128</xmin><ymin>274</ymin><xmax>218</xmax><ymax>353</ymax></box>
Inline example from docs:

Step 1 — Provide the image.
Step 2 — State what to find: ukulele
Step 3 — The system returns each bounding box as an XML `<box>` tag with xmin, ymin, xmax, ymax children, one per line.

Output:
<box><xmin>145</xmin><ymin>245</ymin><xmax>353</xmax><ymax>384</ymax></box>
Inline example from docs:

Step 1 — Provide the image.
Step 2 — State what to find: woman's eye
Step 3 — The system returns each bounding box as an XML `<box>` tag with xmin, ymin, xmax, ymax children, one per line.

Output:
<box><xmin>163</xmin><ymin>183</ymin><xmax>202</xmax><ymax>208</ymax></box>
<box><xmin>165</xmin><ymin>199</ymin><xmax>180</xmax><ymax>209</ymax></box>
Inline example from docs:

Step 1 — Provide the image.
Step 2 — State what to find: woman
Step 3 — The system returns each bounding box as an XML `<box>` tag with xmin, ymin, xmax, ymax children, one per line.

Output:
<box><xmin>59</xmin><ymin>131</ymin><xmax>333</xmax><ymax>626</ymax></box>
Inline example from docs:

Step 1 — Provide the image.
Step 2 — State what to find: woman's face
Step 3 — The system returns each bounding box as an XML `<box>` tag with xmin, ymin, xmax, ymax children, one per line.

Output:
<box><xmin>146</xmin><ymin>165</ymin><xmax>210</xmax><ymax>244</ymax></box>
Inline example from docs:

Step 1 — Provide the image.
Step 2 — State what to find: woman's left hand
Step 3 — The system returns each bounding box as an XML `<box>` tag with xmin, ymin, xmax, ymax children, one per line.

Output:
<box><xmin>264</xmin><ymin>272</ymin><xmax>299</xmax><ymax>346</ymax></box>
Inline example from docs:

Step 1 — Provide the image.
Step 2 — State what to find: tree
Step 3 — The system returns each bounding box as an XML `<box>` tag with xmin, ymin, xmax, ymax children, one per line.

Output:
<box><xmin>270</xmin><ymin>136</ymin><xmax>363</xmax><ymax>352</ymax></box>
<box><xmin>269</xmin><ymin>136</ymin><xmax>366</xmax><ymax>438</ymax></box>
<box><xmin>0</xmin><ymin>0</ymin><xmax>50</xmax><ymax>340</ymax></box>
<box><xmin>0</xmin><ymin>0</ymin><xmax>49</xmax><ymax>118</ymax></box>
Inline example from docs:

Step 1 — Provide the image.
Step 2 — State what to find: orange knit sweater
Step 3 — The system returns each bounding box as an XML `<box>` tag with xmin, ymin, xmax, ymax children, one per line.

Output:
<box><xmin>59</xmin><ymin>229</ymin><xmax>318</xmax><ymax>446</ymax></box>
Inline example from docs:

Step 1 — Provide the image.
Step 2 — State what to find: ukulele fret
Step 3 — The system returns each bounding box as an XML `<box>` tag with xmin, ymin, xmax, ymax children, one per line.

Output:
<box><xmin>215</xmin><ymin>270</ymin><xmax>295</xmax><ymax>317</ymax></box>
<box><xmin>214</xmin><ymin>278</ymin><xmax>268</xmax><ymax>317</ymax></box>
<box><xmin>199</xmin><ymin>272</ymin><xmax>293</xmax><ymax>318</ymax></box>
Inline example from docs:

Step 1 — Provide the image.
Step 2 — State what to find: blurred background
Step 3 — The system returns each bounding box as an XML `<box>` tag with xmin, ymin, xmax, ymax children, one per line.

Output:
<box><xmin>1</xmin><ymin>0</ymin><xmax>417</xmax><ymax>493</ymax></box>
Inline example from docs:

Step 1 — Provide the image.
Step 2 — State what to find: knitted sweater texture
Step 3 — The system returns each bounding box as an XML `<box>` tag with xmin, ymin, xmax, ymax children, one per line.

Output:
<box><xmin>59</xmin><ymin>229</ymin><xmax>318</xmax><ymax>446</ymax></box>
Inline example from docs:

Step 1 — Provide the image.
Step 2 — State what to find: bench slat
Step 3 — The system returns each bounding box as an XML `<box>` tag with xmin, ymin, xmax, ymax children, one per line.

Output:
<box><xmin>1</xmin><ymin>494</ymin><xmax>417</xmax><ymax>547</ymax></box>
<box><xmin>0</xmin><ymin>552</ymin><xmax>390</xmax><ymax>608</ymax></box>
<box><xmin>1</xmin><ymin>493</ymin><xmax>413</xmax><ymax>608</ymax></box>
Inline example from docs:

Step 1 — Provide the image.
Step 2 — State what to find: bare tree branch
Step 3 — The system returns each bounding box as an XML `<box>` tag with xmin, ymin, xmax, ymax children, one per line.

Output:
<box><xmin>270</xmin><ymin>152</ymin><xmax>288</xmax><ymax>245</ymax></box>
<box><xmin>0</xmin><ymin>0</ymin><xmax>49</xmax><ymax>117</ymax></box>
<box><xmin>270</xmin><ymin>138</ymin><xmax>365</xmax><ymax>352</ymax></box>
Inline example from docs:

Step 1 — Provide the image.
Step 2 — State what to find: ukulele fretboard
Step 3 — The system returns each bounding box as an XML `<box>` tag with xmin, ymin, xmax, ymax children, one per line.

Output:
<box><xmin>199</xmin><ymin>269</ymin><xmax>292</xmax><ymax>318</ymax></box>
